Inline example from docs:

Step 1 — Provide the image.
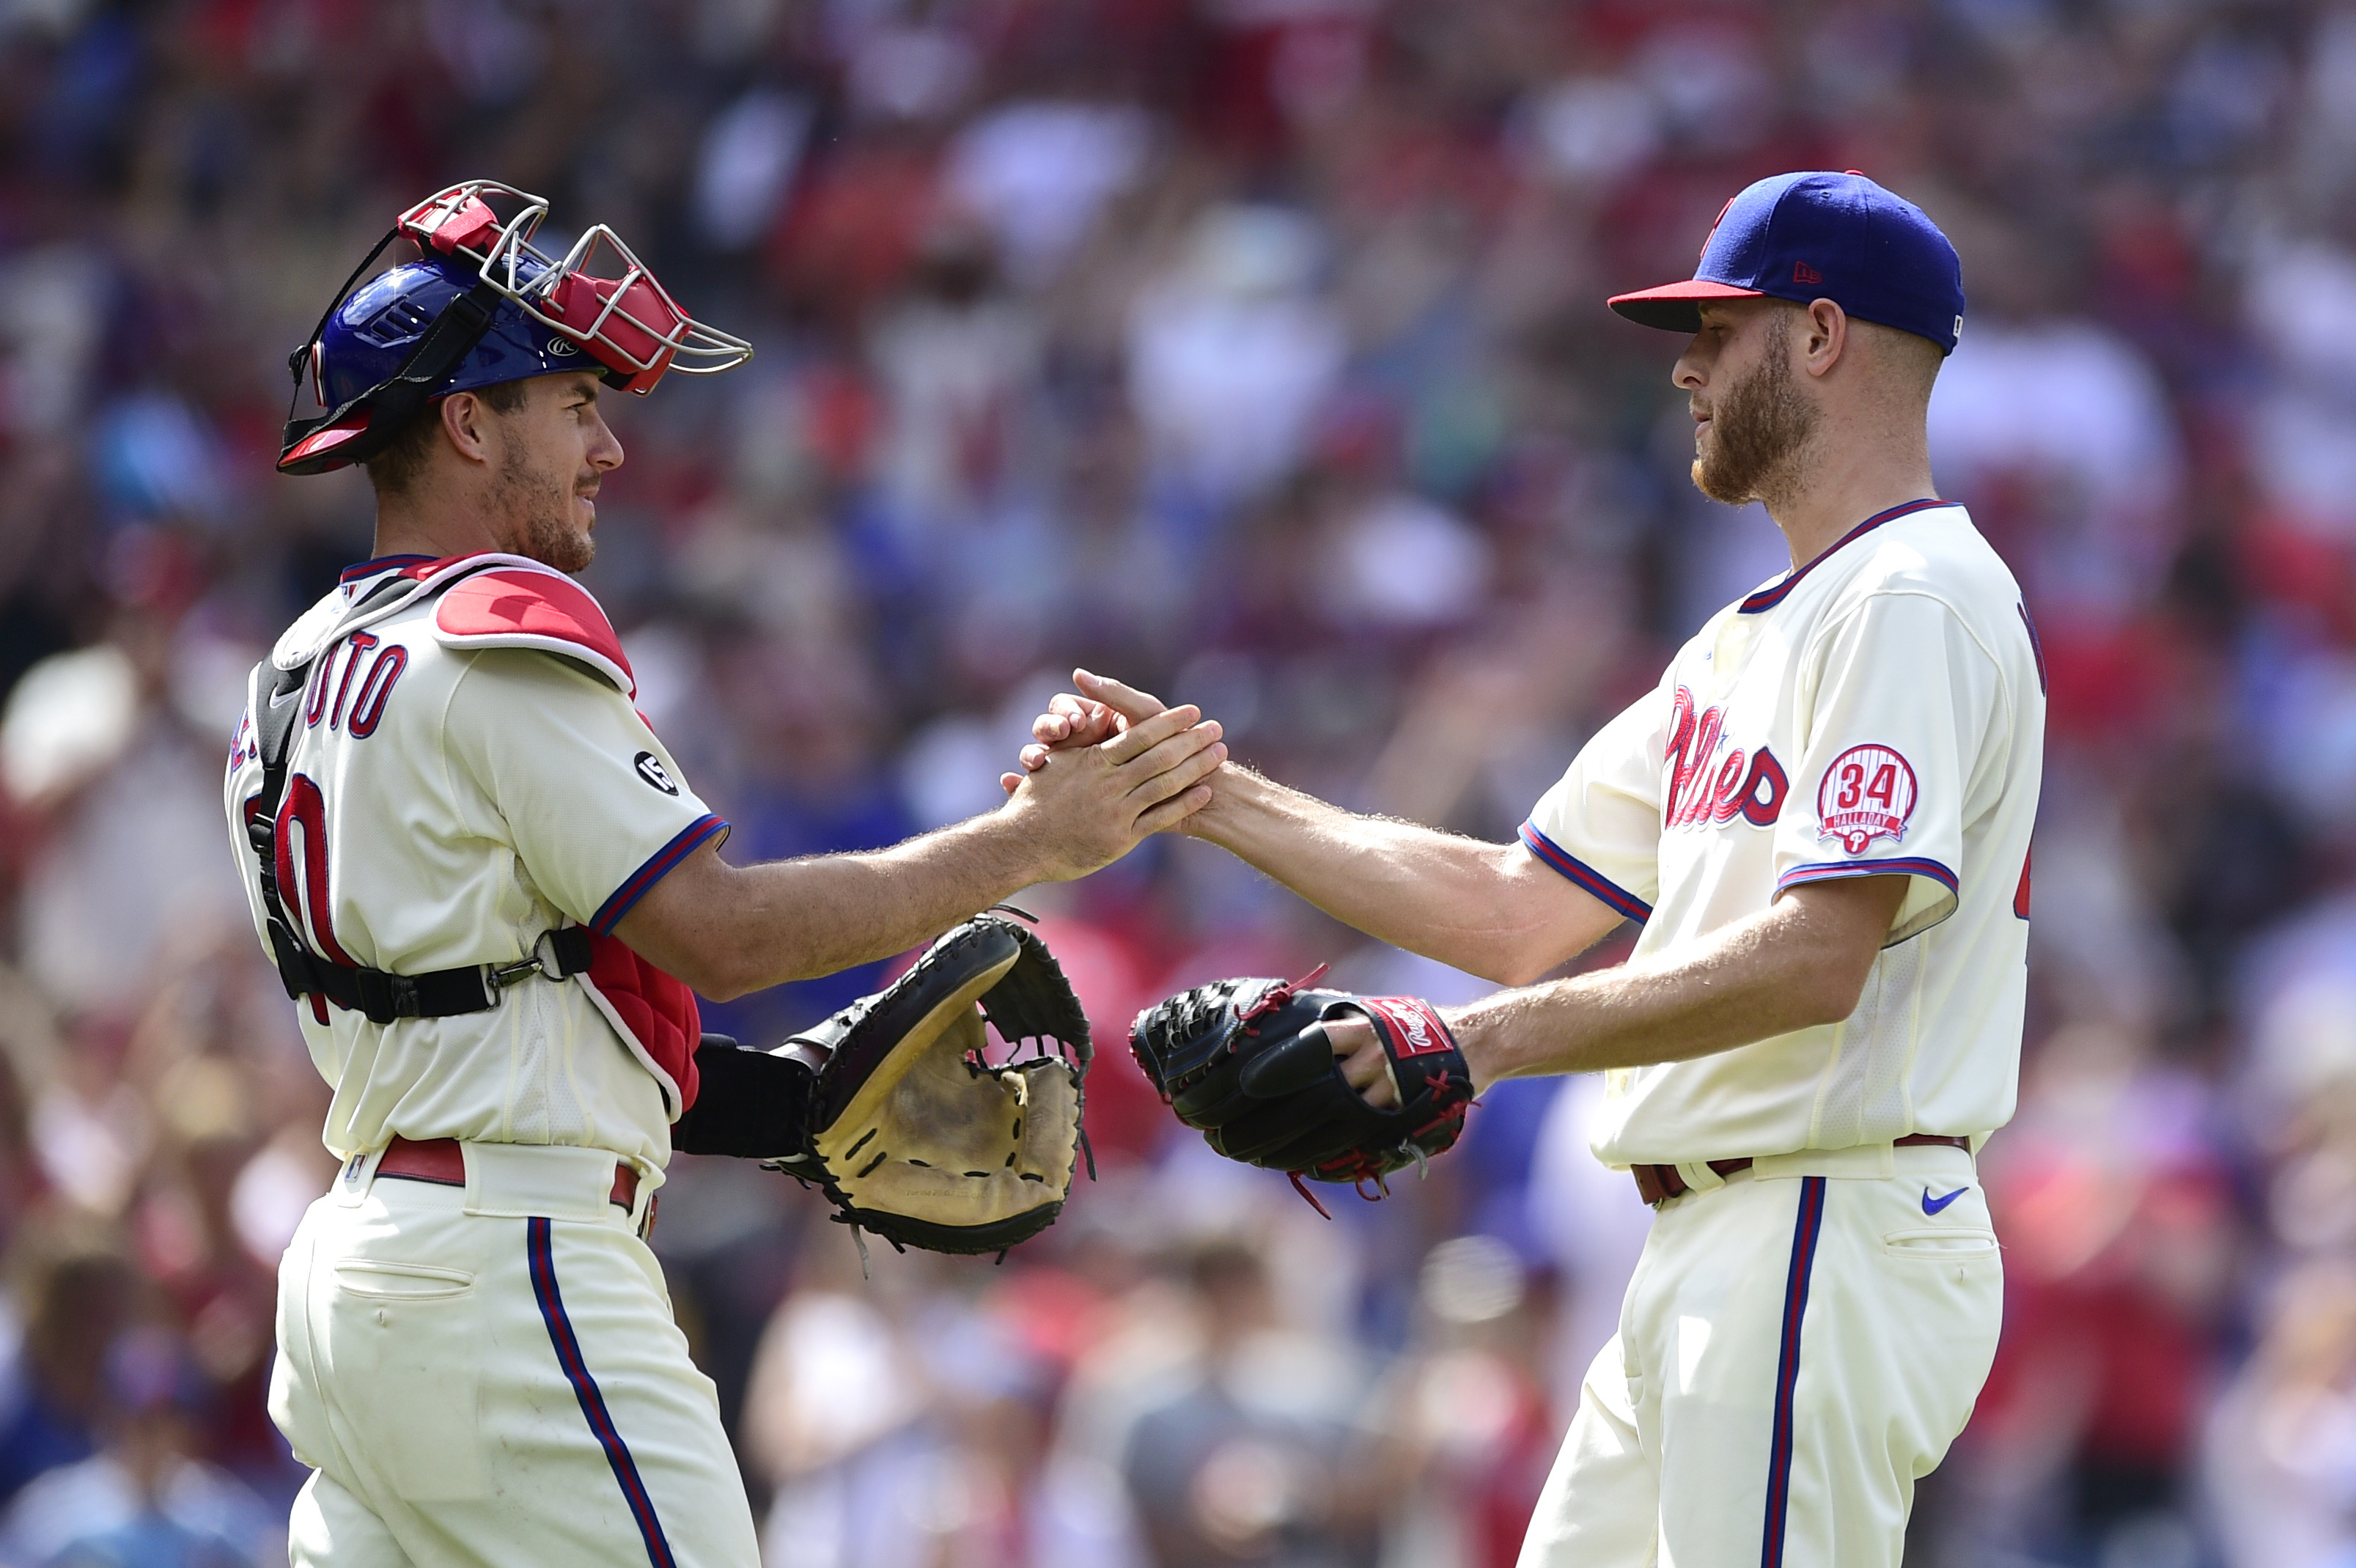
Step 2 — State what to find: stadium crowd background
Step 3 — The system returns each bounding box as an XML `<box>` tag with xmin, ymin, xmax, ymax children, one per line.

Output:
<box><xmin>0</xmin><ymin>0</ymin><xmax>2349</xmax><ymax>1564</ymax></box>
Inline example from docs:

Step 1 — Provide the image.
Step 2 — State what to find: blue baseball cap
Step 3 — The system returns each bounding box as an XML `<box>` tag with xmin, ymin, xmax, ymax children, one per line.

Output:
<box><xmin>1608</xmin><ymin>171</ymin><xmax>1965</xmax><ymax>354</ymax></box>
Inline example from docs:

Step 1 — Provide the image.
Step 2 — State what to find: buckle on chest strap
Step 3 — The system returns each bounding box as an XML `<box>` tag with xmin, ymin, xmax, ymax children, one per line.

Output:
<box><xmin>487</xmin><ymin>927</ymin><xmax>594</xmax><ymax>990</ymax></box>
<box><xmin>277</xmin><ymin>927</ymin><xmax>594</xmax><ymax>1026</ymax></box>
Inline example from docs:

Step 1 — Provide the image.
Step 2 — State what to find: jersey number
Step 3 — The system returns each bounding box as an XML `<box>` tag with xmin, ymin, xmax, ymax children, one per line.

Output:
<box><xmin>1835</xmin><ymin>762</ymin><xmax>1899</xmax><ymax>812</ymax></box>
<box><xmin>273</xmin><ymin>773</ymin><xmax>355</xmax><ymax>971</ymax></box>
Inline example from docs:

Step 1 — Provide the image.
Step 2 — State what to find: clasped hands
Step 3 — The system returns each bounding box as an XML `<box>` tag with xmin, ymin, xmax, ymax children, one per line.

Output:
<box><xmin>1000</xmin><ymin>668</ymin><xmax>1402</xmax><ymax>1111</ymax></box>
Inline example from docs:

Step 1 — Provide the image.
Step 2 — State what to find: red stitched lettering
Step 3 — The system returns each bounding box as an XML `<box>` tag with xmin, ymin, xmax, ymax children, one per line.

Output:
<box><xmin>1709</xmin><ymin>751</ymin><xmax>1747</xmax><ymax>823</ymax></box>
<box><xmin>303</xmin><ymin>649</ymin><xmax>335</xmax><ymax>728</ymax></box>
<box><xmin>1665</xmin><ymin>687</ymin><xmax>1785</xmax><ymax>831</ymax></box>
<box><xmin>327</xmin><ymin>632</ymin><xmax>379</xmax><ymax>730</ymax></box>
<box><xmin>346</xmin><ymin>644</ymin><xmax>407</xmax><ymax>738</ymax></box>
<box><xmin>1739</xmin><ymin>748</ymin><xmax>1789</xmax><ymax>825</ymax></box>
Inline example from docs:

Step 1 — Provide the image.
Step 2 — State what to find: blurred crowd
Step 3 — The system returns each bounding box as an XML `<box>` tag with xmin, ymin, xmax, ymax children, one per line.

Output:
<box><xmin>0</xmin><ymin>0</ymin><xmax>2352</xmax><ymax>1564</ymax></box>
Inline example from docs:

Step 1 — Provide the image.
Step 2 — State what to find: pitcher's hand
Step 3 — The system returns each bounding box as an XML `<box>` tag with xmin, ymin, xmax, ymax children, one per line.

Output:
<box><xmin>1001</xmin><ymin>669</ymin><xmax>1176</xmax><ymax>795</ymax></box>
<box><xmin>998</xmin><ymin>702</ymin><xmax>1223</xmax><ymax>879</ymax></box>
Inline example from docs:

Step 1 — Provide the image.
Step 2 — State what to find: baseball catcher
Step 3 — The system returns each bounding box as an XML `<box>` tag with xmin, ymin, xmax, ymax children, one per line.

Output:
<box><xmin>228</xmin><ymin>180</ymin><xmax>1221</xmax><ymax>1567</ymax></box>
<box><xmin>1129</xmin><ymin>972</ymin><xmax>1470</xmax><ymax>1211</ymax></box>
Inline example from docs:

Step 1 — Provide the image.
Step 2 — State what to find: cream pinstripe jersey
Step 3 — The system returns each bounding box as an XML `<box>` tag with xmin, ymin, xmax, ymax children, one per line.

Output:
<box><xmin>222</xmin><ymin>553</ymin><xmax>725</xmax><ymax>1168</ymax></box>
<box><xmin>1521</xmin><ymin>501</ymin><xmax>2045</xmax><ymax>1167</ymax></box>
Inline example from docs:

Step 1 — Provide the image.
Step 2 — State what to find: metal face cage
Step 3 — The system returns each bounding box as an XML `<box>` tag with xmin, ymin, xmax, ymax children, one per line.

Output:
<box><xmin>397</xmin><ymin>181</ymin><xmax>752</xmax><ymax>392</ymax></box>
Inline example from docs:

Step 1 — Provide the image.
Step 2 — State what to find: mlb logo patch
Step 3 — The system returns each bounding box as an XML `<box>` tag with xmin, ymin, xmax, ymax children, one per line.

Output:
<box><xmin>1816</xmin><ymin>744</ymin><xmax>1918</xmax><ymax>854</ymax></box>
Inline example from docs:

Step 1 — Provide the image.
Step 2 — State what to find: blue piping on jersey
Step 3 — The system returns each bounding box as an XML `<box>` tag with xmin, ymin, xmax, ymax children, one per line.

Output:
<box><xmin>2016</xmin><ymin>603</ymin><xmax>2048</xmax><ymax>695</ymax></box>
<box><xmin>1775</xmin><ymin>855</ymin><xmax>1958</xmax><ymax>897</ymax></box>
<box><xmin>338</xmin><ymin>553</ymin><xmax>436</xmax><ymax>586</ymax></box>
<box><xmin>1738</xmin><ymin>499</ymin><xmax>1955</xmax><ymax>614</ymax></box>
<box><xmin>593</xmin><ymin>814</ymin><xmax>728</xmax><ymax>935</ymax></box>
<box><xmin>1517</xmin><ymin>822</ymin><xmax>1653</xmax><ymax>921</ymax></box>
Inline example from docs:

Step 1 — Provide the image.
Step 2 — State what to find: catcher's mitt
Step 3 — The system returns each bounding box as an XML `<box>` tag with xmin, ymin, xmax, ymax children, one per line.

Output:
<box><xmin>771</xmin><ymin>911</ymin><xmax>1091</xmax><ymax>1257</ymax></box>
<box><xmin>1130</xmin><ymin>971</ymin><xmax>1473</xmax><ymax>1210</ymax></box>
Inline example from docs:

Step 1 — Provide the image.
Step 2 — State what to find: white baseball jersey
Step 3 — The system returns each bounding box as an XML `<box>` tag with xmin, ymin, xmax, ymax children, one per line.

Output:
<box><xmin>221</xmin><ymin>553</ymin><xmax>726</xmax><ymax>1170</ymax></box>
<box><xmin>1520</xmin><ymin>499</ymin><xmax>2044</xmax><ymax>1166</ymax></box>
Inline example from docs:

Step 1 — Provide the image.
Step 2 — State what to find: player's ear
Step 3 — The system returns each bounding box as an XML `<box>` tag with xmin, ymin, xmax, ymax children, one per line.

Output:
<box><xmin>1801</xmin><ymin>299</ymin><xmax>1847</xmax><ymax>379</ymax></box>
<box><xmin>440</xmin><ymin>391</ymin><xmax>494</xmax><ymax>467</ymax></box>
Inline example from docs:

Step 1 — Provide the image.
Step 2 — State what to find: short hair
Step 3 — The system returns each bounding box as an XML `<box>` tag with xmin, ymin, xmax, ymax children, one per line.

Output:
<box><xmin>364</xmin><ymin>378</ymin><xmax>529</xmax><ymax>497</ymax></box>
<box><xmin>1851</xmin><ymin>317</ymin><xmax>1945</xmax><ymax>402</ymax></box>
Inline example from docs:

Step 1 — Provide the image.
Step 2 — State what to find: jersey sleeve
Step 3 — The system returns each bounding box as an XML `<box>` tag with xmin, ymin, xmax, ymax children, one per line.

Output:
<box><xmin>1772</xmin><ymin>591</ymin><xmax>2003</xmax><ymax>945</ymax></box>
<box><xmin>442</xmin><ymin>649</ymin><xmax>729</xmax><ymax>935</ymax></box>
<box><xmin>1517</xmin><ymin>675</ymin><xmax>1667</xmax><ymax>924</ymax></box>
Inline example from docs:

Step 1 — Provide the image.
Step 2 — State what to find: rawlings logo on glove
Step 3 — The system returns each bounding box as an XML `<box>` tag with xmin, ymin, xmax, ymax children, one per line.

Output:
<box><xmin>1129</xmin><ymin>972</ymin><xmax>1473</xmax><ymax>1213</ymax></box>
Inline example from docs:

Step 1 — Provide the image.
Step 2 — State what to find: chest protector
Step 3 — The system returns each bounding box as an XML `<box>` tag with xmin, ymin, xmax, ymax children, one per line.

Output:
<box><xmin>242</xmin><ymin>556</ymin><xmax>701</xmax><ymax>1116</ymax></box>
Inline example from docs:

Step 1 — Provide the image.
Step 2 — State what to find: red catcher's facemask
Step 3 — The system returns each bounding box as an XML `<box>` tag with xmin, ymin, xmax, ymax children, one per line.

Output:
<box><xmin>399</xmin><ymin>180</ymin><xmax>751</xmax><ymax>394</ymax></box>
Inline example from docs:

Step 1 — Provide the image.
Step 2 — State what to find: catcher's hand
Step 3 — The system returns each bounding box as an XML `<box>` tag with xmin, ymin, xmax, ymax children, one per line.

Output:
<box><xmin>1129</xmin><ymin>973</ymin><xmax>1473</xmax><ymax>1207</ymax></box>
<box><xmin>770</xmin><ymin>911</ymin><xmax>1091</xmax><ymax>1256</ymax></box>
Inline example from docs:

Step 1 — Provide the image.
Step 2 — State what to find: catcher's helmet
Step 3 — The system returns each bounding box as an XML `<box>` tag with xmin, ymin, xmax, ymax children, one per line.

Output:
<box><xmin>279</xmin><ymin>180</ymin><xmax>751</xmax><ymax>475</ymax></box>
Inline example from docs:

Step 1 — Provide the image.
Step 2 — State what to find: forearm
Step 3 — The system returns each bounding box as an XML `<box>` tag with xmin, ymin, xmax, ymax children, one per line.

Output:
<box><xmin>1190</xmin><ymin>766</ymin><xmax>1599</xmax><ymax>983</ymax></box>
<box><xmin>622</xmin><ymin>813</ymin><xmax>1047</xmax><ymax>998</ymax></box>
<box><xmin>727</xmin><ymin>814</ymin><xmax>1051</xmax><ymax>988</ymax></box>
<box><xmin>1449</xmin><ymin>883</ymin><xmax>1895</xmax><ymax>1086</ymax></box>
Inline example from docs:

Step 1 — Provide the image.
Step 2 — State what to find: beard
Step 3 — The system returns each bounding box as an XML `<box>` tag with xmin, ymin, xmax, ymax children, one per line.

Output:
<box><xmin>1691</xmin><ymin>314</ymin><xmax>1817</xmax><ymax>508</ymax></box>
<box><xmin>497</xmin><ymin>444</ymin><xmax>595</xmax><ymax>573</ymax></box>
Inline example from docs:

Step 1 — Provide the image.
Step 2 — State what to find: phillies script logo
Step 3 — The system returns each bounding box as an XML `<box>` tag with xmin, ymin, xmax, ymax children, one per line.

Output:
<box><xmin>1816</xmin><ymin>743</ymin><xmax>1918</xmax><ymax>853</ymax></box>
<box><xmin>1665</xmin><ymin>687</ymin><xmax>1788</xmax><ymax>829</ymax></box>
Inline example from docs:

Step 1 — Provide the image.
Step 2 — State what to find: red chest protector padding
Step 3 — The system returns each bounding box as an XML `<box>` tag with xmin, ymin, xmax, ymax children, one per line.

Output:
<box><xmin>577</xmin><ymin>928</ymin><xmax>702</xmax><ymax>1116</ymax></box>
<box><xmin>432</xmin><ymin>565</ymin><xmax>636</xmax><ymax>696</ymax></box>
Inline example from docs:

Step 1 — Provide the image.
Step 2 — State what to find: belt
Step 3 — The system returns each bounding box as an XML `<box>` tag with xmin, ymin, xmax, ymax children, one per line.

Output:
<box><xmin>1631</xmin><ymin>1134</ymin><xmax>1971</xmax><ymax>1207</ymax></box>
<box><xmin>376</xmin><ymin>1135</ymin><xmax>638</xmax><ymax>1212</ymax></box>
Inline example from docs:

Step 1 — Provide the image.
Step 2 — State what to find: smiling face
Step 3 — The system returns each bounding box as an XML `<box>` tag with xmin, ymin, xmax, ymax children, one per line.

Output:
<box><xmin>480</xmin><ymin>370</ymin><xmax>625</xmax><ymax>573</ymax></box>
<box><xmin>1672</xmin><ymin>299</ymin><xmax>1819</xmax><ymax>510</ymax></box>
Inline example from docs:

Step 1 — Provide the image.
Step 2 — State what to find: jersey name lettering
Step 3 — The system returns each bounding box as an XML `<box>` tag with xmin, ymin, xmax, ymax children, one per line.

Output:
<box><xmin>303</xmin><ymin>633</ymin><xmax>410</xmax><ymax>740</ymax></box>
<box><xmin>1663</xmin><ymin>686</ymin><xmax>1788</xmax><ymax>829</ymax></box>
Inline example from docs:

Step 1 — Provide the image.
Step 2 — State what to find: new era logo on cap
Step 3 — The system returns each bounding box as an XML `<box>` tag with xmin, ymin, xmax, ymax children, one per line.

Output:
<box><xmin>1607</xmin><ymin>171</ymin><xmax>1966</xmax><ymax>354</ymax></box>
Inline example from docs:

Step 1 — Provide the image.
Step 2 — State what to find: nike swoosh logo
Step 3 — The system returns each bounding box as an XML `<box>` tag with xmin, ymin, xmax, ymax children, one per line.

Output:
<box><xmin>1922</xmin><ymin>1186</ymin><xmax>1969</xmax><ymax>1215</ymax></box>
<box><xmin>268</xmin><ymin>685</ymin><xmax>302</xmax><ymax>707</ymax></box>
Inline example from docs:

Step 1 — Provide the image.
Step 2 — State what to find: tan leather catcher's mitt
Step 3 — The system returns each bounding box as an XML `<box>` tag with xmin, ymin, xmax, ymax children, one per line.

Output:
<box><xmin>771</xmin><ymin>912</ymin><xmax>1091</xmax><ymax>1256</ymax></box>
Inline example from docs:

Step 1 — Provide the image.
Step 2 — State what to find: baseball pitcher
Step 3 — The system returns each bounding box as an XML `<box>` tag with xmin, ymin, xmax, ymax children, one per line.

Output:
<box><xmin>1021</xmin><ymin>172</ymin><xmax>2044</xmax><ymax>1567</ymax></box>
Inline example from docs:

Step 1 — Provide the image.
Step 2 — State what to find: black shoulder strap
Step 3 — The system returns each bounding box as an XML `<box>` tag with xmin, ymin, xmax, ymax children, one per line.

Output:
<box><xmin>246</xmin><ymin>656</ymin><xmax>321</xmax><ymax>1008</ymax></box>
<box><xmin>244</xmin><ymin>573</ymin><xmax>412</xmax><ymax>998</ymax></box>
<box><xmin>240</xmin><ymin>592</ymin><xmax>591</xmax><ymax>1026</ymax></box>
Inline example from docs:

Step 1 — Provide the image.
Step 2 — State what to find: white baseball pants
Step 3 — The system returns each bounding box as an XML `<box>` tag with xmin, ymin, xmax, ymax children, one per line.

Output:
<box><xmin>270</xmin><ymin>1144</ymin><xmax>760</xmax><ymax>1567</ymax></box>
<box><xmin>1518</xmin><ymin>1141</ymin><xmax>2003</xmax><ymax>1568</ymax></box>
